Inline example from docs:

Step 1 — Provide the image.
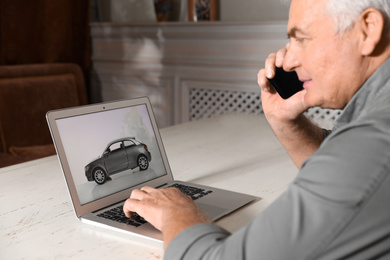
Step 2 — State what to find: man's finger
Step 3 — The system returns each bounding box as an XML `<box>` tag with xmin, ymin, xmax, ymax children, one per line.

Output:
<box><xmin>140</xmin><ymin>186</ymin><xmax>156</xmax><ymax>193</ymax></box>
<box><xmin>258</xmin><ymin>69</ymin><xmax>270</xmax><ymax>92</ymax></box>
<box><xmin>130</xmin><ymin>189</ymin><xmax>148</xmax><ymax>200</ymax></box>
<box><xmin>265</xmin><ymin>53</ymin><xmax>277</xmax><ymax>78</ymax></box>
<box><xmin>123</xmin><ymin>198</ymin><xmax>142</xmax><ymax>218</ymax></box>
<box><xmin>275</xmin><ymin>47</ymin><xmax>287</xmax><ymax>68</ymax></box>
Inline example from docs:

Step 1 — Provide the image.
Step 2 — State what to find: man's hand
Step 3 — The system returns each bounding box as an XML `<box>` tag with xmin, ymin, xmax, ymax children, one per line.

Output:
<box><xmin>123</xmin><ymin>186</ymin><xmax>210</xmax><ymax>248</ymax></box>
<box><xmin>257</xmin><ymin>44</ymin><xmax>309</xmax><ymax>122</ymax></box>
<box><xmin>257</xmin><ymin>44</ymin><xmax>324</xmax><ymax>168</ymax></box>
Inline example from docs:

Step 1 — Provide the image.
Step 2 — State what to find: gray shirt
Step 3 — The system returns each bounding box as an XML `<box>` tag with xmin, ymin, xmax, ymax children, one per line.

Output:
<box><xmin>165</xmin><ymin>58</ymin><xmax>390</xmax><ymax>259</ymax></box>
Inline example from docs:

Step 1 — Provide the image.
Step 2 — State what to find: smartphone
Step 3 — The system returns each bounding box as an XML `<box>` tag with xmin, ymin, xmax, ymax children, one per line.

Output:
<box><xmin>267</xmin><ymin>67</ymin><xmax>303</xmax><ymax>99</ymax></box>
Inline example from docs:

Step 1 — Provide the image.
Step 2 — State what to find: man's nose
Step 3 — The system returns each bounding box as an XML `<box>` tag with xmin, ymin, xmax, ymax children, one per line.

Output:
<box><xmin>283</xmin><ymin>46</ymin><xmax>300</xmax><ymax>72</ymax></box>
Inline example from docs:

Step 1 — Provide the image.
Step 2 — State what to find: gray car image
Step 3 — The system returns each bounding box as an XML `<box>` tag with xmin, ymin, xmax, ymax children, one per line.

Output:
<box><xmin>85</xmin><ymin>137</ymin><xmax>152</xmax><ymax>185</ymax></box>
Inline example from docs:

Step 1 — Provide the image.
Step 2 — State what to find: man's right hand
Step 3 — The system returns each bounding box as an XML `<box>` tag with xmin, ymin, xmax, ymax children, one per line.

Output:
<box><xmin>257</xmin><ymin>44</ymin><xmax>324</xmax><ymax>168</ymax></box>
<box><xmin>257</xmin><ymin>44</ymin><xmax>309</xmax><ymax>123</ymax></box>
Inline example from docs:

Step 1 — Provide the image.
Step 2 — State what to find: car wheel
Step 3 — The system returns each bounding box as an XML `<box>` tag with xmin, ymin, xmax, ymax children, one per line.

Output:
<box><xmin>93</xmin><ymin>168</ymin><xmax>107</xmax><ymax>184</ymax></box>
<box><xmin>138</xmin><ymin>155</ymin><xmax>149</xmax><ymax>171</ymax></box>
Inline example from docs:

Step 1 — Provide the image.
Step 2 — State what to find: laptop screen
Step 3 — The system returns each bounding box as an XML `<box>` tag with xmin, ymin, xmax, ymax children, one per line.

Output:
<box><xmin>55</xmin><ymin>103</ymin><xmax>168</xmax><ymax>205</ymax></box>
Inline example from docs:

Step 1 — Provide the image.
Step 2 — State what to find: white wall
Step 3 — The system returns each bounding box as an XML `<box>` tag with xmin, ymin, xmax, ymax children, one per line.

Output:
<box><xmin>90</xmin><ymin>22</ymin><xmax>289</xmax><ymax>126</ymax></box>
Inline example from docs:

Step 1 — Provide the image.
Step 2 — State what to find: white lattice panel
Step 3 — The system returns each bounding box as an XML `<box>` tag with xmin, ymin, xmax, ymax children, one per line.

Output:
<box><xmin>189</xmin><ymin>88</ymin><xmax>262</xmax><ymax>121</ymax></box>
<box><xmin>189</xmin><ymin>88</ymin><xmax>342</xmax><ymax>129</ymax></box>
<box><xmin>304</xmin><ymin>107</ymin><xmax>342</xmax><ymax>129</ymax></box>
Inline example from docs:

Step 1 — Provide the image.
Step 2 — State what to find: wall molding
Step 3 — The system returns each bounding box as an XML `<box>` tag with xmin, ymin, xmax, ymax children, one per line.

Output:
<box><xmin>90</xmin><ymin>22</ymin><xmax>289</xmax><ymax>127</ymax></box>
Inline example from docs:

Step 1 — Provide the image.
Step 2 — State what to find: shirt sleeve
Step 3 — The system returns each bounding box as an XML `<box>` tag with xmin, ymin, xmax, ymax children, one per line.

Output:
<box><xmin>164</xmin><ymin>119</ymin><xmax>390</xmax><ymax>260</ymax></box>
<box><xmin>164</xmin><ymin>224</ymin><xmax>230</xmax><ymax>259</ymax></box>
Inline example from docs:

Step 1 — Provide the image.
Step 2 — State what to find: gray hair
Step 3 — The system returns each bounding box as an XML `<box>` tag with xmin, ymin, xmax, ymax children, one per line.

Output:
<box><xmin>282</xmin><ymin>0</ymin><xmax>390</xmax><ymax>37</ymax></box>
<box><xmin>326</xmin><ymin>0</ymin><xmax>390</xmax><ymax>36</ymax></box>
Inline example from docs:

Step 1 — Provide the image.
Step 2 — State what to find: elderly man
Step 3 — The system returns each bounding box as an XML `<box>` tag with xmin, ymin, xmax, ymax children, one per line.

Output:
<box><xmin>124</xmin><ymin>0</ymin><xmax>390</xmax><ymax>258</ymax></box>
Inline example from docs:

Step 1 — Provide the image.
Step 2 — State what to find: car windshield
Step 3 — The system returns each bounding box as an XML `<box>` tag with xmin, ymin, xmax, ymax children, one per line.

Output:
<box><xmin>108</xmin><ymin>142</ymin><xmax>122</xmax><ymax>152</ymax></box>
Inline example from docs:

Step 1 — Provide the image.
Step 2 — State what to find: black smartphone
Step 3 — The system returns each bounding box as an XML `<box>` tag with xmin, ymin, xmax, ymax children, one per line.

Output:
<box><xmin>267</xmin><ymin>67</ymin><xmax>303</xmax><ymax>99</ymax></box>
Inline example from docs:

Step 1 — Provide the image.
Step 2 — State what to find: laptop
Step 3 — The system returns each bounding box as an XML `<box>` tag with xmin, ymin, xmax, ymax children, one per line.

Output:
<box><xmin>46</xmin><ymin>97</ymin><xmax>256</xmax><ymax>242</ymax></box>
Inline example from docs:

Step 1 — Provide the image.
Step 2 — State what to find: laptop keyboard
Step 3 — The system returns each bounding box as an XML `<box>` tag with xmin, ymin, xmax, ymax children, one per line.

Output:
<box><xmin>168</xmin><ymin>183</ymin><xmax>213</xmax><ymax>200</ymax></box>
<box><xmin>97</xmin><ymin>184</ymin><xmax>213</xmax><ymax>227</ymax></box>
<box><xmin>97</xmin><ymin>205</ymin><xmax>147</xmax><ymax>227</ymax></box>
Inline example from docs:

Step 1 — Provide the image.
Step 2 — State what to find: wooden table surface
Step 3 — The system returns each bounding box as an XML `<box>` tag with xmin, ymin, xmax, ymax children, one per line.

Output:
<box><xmin>0</xmin><ymin>113</ymin><xmax>298</xmax><ymax>259</ymax></box>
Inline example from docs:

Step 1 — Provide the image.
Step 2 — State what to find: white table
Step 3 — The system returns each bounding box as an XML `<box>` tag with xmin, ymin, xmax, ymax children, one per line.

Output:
<box><xmin>0</xmin><ymin>113</ymin><xmax>298</xmax><ymax>259</ymax></box>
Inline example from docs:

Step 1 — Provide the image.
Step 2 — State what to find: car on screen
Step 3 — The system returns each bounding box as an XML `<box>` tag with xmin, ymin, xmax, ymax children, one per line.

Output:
<box><xmin>85</xmin><ymin>137</ymin><xmax>151</xmax><ymax>185</ymax></box>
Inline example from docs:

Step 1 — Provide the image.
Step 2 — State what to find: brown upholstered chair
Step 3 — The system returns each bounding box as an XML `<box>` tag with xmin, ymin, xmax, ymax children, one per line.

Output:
<box><xmin>0</xmin><ymin>63</ymin><xmax>88</xmax><ymax>167</ymax></box>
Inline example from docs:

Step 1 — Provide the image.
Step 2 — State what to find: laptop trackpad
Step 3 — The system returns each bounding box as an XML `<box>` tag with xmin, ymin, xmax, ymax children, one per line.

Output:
<box><xmin>197</xmin><ymin>202</ymin><xmax>228</xmax><ymax>220</ymax></box>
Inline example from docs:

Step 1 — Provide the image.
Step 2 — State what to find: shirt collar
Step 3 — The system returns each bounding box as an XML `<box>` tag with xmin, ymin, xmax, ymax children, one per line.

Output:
<box><xmin>333</xmin><ymin>58</ymin><xmax>390</xmax><ymax>130</ymax></box>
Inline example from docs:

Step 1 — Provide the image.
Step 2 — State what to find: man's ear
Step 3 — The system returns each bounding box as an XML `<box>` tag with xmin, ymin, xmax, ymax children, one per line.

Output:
<box><xmin>358</xmin><ymin>7</ymin><xmax>385</xmax><ymax>56</ymax></box>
